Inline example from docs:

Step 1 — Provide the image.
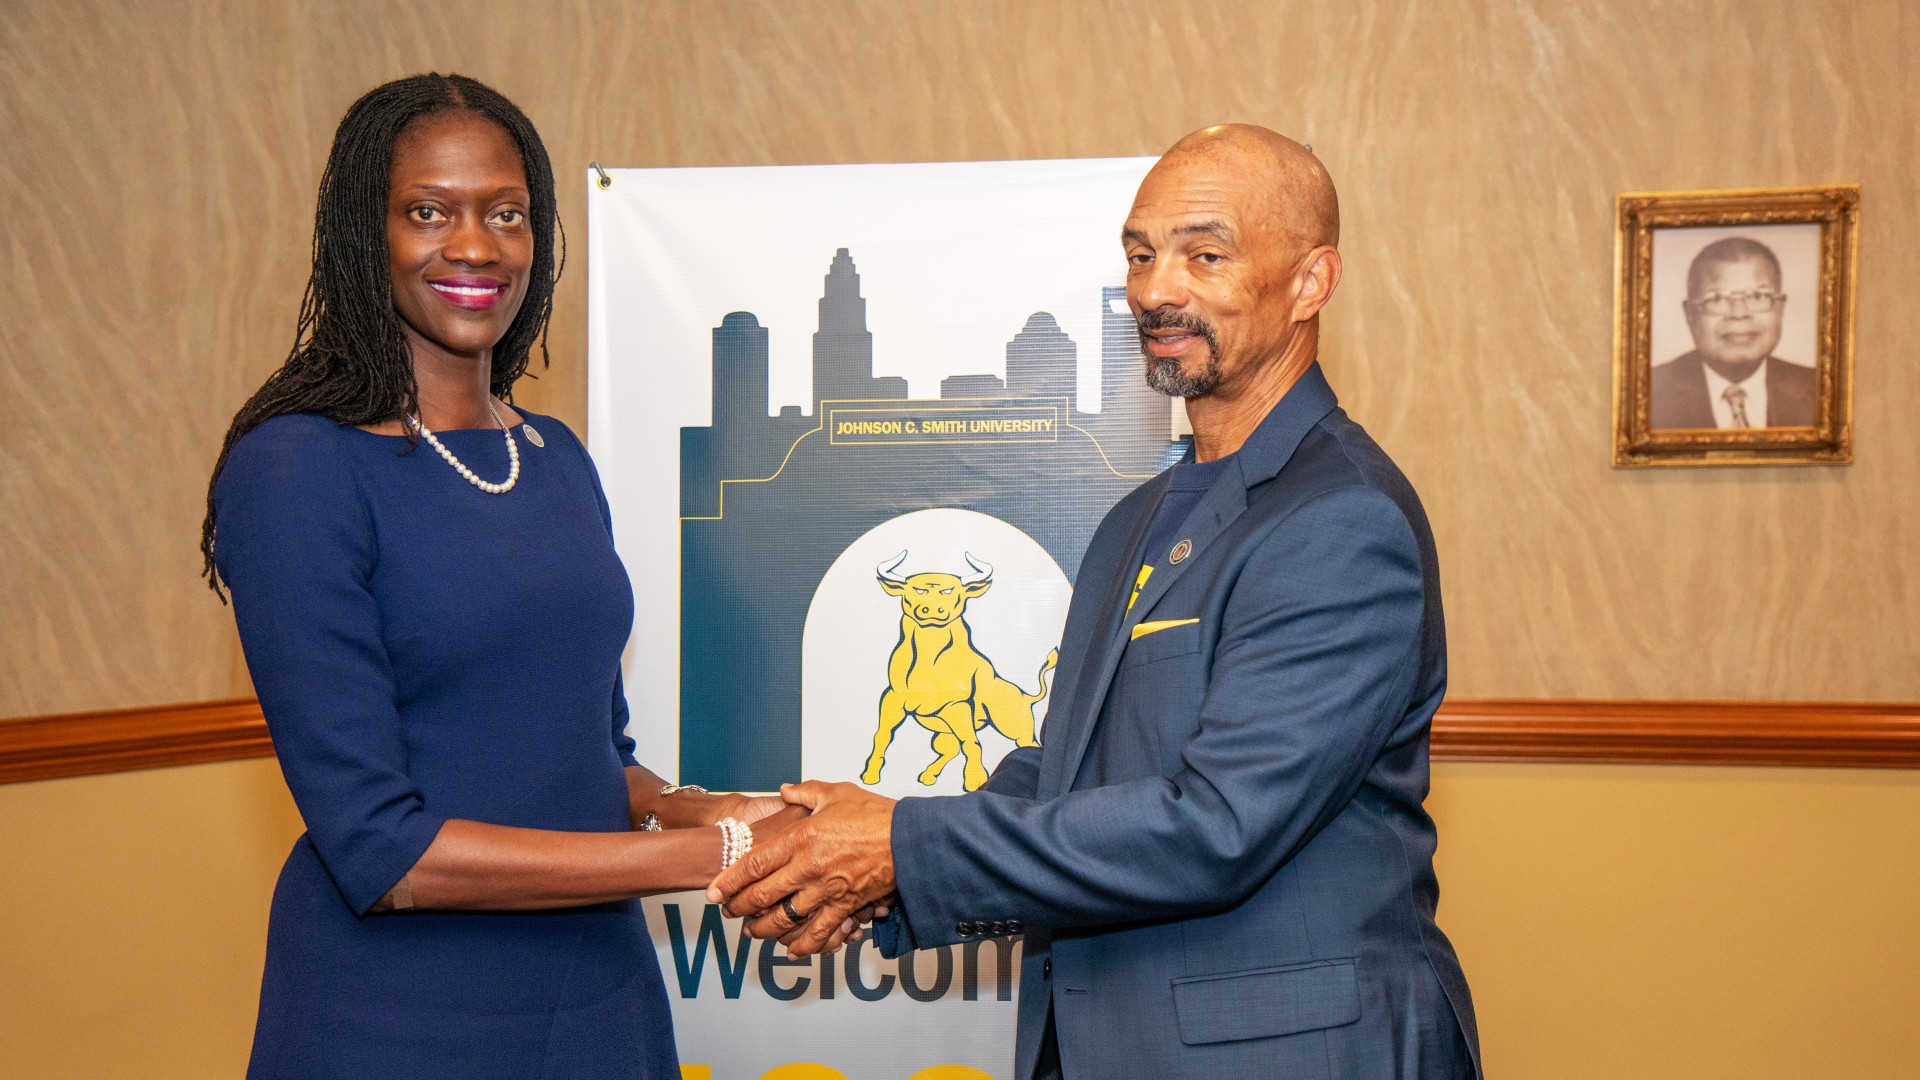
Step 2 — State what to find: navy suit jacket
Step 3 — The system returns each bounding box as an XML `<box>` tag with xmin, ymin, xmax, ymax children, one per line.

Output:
<box><xmin>1649</xmin><ymin>351</ymin><xmax>1817</xmax><ymax>429</ymax></box>
<box><xmin>876</xmin><ymin>365</ymin><xmax>1479</xmax><ymax>1079</ymax></box>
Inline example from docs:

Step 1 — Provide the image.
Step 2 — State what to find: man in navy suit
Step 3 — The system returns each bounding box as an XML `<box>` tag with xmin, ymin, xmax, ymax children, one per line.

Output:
<box><xmin>1650</xmin><ymin>236</ymin><xmax>1817</xmax><ymax>429</ymax></box>
<box><xmin>711</xmin><ymin>125</ymin><xmax>1480</xmax><ymax>1079</ymax></box>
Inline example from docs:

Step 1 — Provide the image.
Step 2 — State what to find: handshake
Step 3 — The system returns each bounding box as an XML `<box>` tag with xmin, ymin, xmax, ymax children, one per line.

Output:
<box><xmin>707</xmin><ymin>781</ymin><xmax>902</xmax><ymax>957</ymax></box>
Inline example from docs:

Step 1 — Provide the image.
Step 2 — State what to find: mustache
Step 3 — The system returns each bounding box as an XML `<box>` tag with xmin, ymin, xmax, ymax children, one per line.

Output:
<box><xmin>1135</xmin><ymin>309</ymin><xmax>1217</xmax><ymax>339</ymax></box>
<box><xmin>1136</xmin><ymin>308</ymin><xmax>1220</xmax><ymax>369</ymax></box>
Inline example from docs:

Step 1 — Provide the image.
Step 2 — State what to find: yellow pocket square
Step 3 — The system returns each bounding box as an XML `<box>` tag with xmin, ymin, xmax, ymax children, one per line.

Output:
<box><xmin>1131</xmin><ymin>618</ymin><xmax>1199</xmax><ymax>640</ymax></box>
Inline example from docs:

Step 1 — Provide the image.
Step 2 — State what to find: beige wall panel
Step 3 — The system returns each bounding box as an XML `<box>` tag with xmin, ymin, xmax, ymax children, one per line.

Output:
<box><xmin>2</xmin><ymin>759</ymin><xmax>1915</xmax><ymax>1080</ymax></box>
<box><xmin>0</xmin><ymin>759</ymin><xmax>304</xmax><ymax>1079</ymax></box>
<box><xmin>1429</xmin><ymin>762</ymin><xmax>1920</xmax><ymax>1079</ymax></box>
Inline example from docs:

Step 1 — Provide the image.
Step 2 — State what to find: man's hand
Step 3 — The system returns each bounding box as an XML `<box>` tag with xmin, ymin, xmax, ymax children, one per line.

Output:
<box><xmin>706</xmin><ymin>780</ymin><xmax>897</xmax><ymax>957</ymax></box>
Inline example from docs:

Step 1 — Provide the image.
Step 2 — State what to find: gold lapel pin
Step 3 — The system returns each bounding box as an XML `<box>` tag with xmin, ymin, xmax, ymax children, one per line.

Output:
<box><xmin>522</xmin><ymin>424</ymin><xmax>545</xmax><ymax>448</ymax></box>
<box><xmin>1169</xmin><ymin>539</ymin><xmax>1193</xmax><ymax>564</ymax></box>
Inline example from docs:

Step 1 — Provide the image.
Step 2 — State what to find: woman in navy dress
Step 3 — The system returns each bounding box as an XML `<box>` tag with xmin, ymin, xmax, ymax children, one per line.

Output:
<box><xmin>200</xmin><ymin>74</ymin><xmax>811</xmax><ymax>1079</ymax></box>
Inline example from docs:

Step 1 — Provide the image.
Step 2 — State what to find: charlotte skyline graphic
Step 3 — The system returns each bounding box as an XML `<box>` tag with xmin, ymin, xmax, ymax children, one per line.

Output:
<box><xmin>679</xmin><ymin>248</ymin><xmax>1186</xmax><ymax>790</ymax></box>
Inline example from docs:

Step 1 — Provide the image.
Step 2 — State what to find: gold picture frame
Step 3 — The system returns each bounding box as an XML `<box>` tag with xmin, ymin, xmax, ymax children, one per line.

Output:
<box><xmin>1612</xmin><ymin>184</ymin><xmax>1858</xmax><ymax>467</ymax></box>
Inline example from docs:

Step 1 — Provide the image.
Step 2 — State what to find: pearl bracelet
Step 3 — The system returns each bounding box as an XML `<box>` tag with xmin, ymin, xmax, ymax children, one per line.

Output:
<box><xmin>716</xmin><ymin>817</ymin><xmax>752</xmax><ymax>871</ymax></box>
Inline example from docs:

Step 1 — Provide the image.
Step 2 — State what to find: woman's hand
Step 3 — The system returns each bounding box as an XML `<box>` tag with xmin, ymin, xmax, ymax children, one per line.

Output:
<box><xmin>712</xmin><ymin>792</ymin><xmax>789</xmax><ymax>826</ymax></box>
<box><xmin>784</xmin><ymin>896</ymin><xmax>894</xmax><ymax>954</ymax></box>
<box><xmin>627</xmin><ymin>766</ymin><xmax>798</xmax><ymax>830</ymax></box>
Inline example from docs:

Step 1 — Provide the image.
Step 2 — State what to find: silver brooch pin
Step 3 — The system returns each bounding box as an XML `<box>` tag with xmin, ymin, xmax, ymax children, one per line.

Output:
<box><xmin>1169</xmin><ymin>539</ymin><xmax>1192</xmax><ymax>564</ymax></box>
<box><xmin>522</xmin><ymin>423</ymin><xmax>545</xmax><ymax>448</ymax></box>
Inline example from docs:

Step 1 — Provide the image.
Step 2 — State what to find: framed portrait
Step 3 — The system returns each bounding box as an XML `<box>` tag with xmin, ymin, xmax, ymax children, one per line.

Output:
<box><xmin>1612</xmin><ymin>185</ymin><xmax>1859</xmax><ymax>467</ymax></box>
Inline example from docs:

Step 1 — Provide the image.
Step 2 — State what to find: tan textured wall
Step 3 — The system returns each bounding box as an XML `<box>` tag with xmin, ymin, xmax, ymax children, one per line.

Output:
<box><xmin>3</xmin><ymin>0</ymin><xmax>1915</xmax><ymax>717</ymax></box>
<box><xmin>2</xmin><ymin>1</ymin><xmax>1917</xmax><ymax>1078</ymax></box>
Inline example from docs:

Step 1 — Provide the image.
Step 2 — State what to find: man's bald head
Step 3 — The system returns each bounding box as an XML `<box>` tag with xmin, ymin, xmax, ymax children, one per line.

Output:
<box><xmin>1147</xmin><ymin>124</ymin><xmax>1340</xmax><ymax>251</ymax></box>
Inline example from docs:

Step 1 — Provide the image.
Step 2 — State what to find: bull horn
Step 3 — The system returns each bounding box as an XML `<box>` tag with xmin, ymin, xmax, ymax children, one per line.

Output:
<box><xmin>960</xmin><ymin>553</ymin><xmax>994</xmax><ymax>584</ymax></box>
<box><xmin>877</xmin><ymin>550</ymin><xmax>910</xmax><ymax>583</ymax></box>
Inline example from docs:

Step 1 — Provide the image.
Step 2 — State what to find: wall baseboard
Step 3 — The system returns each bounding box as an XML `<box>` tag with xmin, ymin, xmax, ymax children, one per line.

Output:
<box><xmin>4</xmin><ymin>697</ymin><xmax>1917</xmax><ymax>784</ymax></box>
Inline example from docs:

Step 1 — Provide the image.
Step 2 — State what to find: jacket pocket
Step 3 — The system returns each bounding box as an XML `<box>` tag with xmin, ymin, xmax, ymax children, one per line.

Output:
<box><xmin>1170</xmin><ymin>958</ymin><xmax>1361</xmax><ymax>1045</ymax></box>
<box><xmin>1118</xmin><ymin>620</ymin><xmax>1202</xmax><ymax>669</ymax></box>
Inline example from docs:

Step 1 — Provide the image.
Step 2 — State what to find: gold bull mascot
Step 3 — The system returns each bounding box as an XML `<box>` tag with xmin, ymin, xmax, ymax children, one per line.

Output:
<box><xmin>863</xmin><ymin>551</ymin><xmax>1057</xmax><ymax>791</ymax></box>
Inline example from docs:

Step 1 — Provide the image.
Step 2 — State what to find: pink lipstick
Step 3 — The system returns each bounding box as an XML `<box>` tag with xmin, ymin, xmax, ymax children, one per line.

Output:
<box><xmin>429</xmin><ymin>276</ymin><xmax>509</xmax><ymax>310</ymax></box>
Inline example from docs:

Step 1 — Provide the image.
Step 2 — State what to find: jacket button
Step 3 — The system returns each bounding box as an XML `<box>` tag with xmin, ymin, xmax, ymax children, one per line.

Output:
<box><xmin>956</xmin><ymin>921</ymin><xmax>973</xmax><ymax>936</ymax></box>
<box><xmin>989</xmin><ymin>920</ymin><xmax>1007</xmax><ymax>935</ymax></box>
<box><xmin>1042</xmin><ymin>958</ymin><xmax>1052</xmax><ymax>979</ymax></box>
<box><xmin>1007</xmin><ymin>919</ymin><xmax>1023</xmax><ymax>933</ymax></box>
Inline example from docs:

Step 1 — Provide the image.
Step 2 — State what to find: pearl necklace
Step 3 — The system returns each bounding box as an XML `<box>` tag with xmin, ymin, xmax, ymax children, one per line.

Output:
<box><xmin>407</xmin><ymin>400</ymin><xmax>520</xmax><ymax>494</ymax></box>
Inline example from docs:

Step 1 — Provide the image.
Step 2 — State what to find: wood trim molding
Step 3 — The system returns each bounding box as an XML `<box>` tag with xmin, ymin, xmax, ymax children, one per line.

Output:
<box><xmin>3</xmin><ymin>697</ymin><xmax>1918</xmax><ymax>784</ymax></box>
<box><xmin>0</xmin><ymin>698</ymin><xmax>272</xmax><ymax>785</ymax></box>
<box><xmin>1431</xmin><ymin>699</ymin><xmax>1920</xmax><ymax>768</ymax></box>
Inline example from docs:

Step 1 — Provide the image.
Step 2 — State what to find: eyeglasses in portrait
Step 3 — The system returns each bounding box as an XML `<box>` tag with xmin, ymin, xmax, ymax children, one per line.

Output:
<box><xmin>1612</xmin><ymin>186</ymin><xmax>1858</xmax><ymax>467</ymax></box>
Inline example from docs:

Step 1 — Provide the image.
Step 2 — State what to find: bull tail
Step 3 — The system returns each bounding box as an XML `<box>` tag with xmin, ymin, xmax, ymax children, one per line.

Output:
<box><xmin>1027</xmin><ymin>649</ymin><xmax>1060</xmax><ymax>705</ymax></box>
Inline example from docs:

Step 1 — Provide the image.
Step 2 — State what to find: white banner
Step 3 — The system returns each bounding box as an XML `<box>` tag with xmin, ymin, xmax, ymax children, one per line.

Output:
<box><xmin>587</xmin><ymin>156</ymin><xmax>1174</xmax><ymax>1080</ymax></box>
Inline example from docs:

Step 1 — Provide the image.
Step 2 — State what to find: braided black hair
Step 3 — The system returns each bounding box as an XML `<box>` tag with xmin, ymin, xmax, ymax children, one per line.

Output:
<box><xmin>200</xmin><ymin>73</ymin><xmax>562</xmax><ymax>600</ymax></box>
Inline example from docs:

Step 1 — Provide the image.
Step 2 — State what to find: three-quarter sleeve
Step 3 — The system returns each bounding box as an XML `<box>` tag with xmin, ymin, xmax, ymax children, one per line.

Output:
<box><xmin>609</xmin><ymin>670</ymin><xmax>640</xmax><ymax>768</ymax></box>
<box><xmin>215</xmin><ymin>418</ymin><xmax>446</xmax><ymax>915</ymax></box>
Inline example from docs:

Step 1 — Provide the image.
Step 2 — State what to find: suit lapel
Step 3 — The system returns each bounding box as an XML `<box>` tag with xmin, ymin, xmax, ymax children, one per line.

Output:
<box><xmin>1044</xmin><ymin>468</ymin><xmax>1247</xmax><ymax>791</ymax></box>
<box><xmin>1117</xmin><ymin>465</ymin><xmax>1246</xmax><ymax>637</ymax></box>
<box><xmin>1042</xmin><ymin>472</ymin><xmax>1169</xmax><ymax>795</ymax></box>
<box><xmin>1045</xmin><ymin>363</ymin><xmax>1341</xmax><ymax>794</ymax></box>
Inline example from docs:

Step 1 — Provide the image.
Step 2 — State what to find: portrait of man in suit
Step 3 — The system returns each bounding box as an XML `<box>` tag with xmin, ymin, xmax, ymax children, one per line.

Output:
<box><xmin>711</xmin><ymin>124</ymin><xmax>1480</xmax><ymax>1079</ymax></box>
<box><xmin>1649</xmin><ymin>235</ymin><xmax>1818</xmax><ymax>430</ymax></box>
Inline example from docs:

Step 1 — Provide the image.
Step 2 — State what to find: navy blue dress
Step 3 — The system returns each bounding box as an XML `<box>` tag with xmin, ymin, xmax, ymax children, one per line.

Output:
<box><xmin>215</xmin><ymin>412</ymin><xmax>677</xmax><ymax>1079</ymax></box>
